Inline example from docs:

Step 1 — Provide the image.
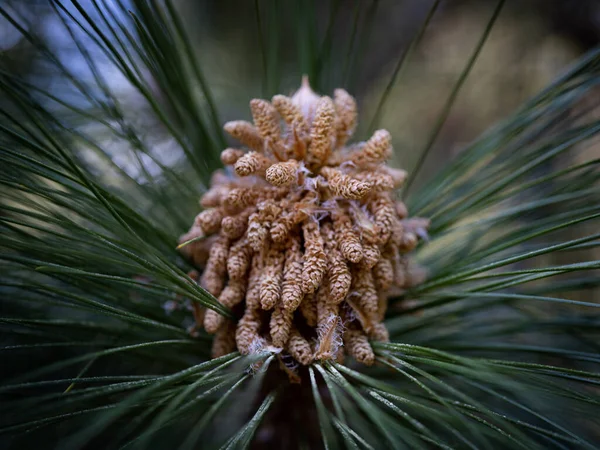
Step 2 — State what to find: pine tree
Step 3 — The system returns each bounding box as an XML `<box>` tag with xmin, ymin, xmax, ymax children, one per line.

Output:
<box><xmin>1</xmin><ymin>1</ymin><xmax>599</xmax><ymax>448</ymax></box>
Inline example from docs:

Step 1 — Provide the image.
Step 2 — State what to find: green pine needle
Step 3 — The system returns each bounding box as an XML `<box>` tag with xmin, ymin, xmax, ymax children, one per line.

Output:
<box><xmin>1</xmin><ymin>0</ymin><xmax>599</xmax><ymax>448</ymax></box>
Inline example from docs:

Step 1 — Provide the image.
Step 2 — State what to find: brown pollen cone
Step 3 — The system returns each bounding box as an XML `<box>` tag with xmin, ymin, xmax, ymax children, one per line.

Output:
<box><xmin>179</xmin><ymin>78</ymin><xmax>429</xmax><ymax>369</ymax></box>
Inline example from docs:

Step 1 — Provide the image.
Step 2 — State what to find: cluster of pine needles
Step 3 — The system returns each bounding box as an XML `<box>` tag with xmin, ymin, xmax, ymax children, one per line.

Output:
<box><xmin>0</xmin><ymin>0</ymin><xmax>599</xmax><ymax>448</ymax></box>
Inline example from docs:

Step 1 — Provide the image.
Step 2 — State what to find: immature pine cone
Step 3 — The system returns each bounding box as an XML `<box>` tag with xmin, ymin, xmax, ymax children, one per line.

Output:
<box><xmin>180</xmin><ymin>77</ymin><xmax>429</xmax><ymax>368</ymax></box>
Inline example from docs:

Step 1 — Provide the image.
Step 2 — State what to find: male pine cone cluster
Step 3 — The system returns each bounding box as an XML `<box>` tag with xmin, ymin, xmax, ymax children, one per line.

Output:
<box><xmin>180</xmin><ymin>78</ymin><xmax>429</xmax><ymax>367</ymax></box>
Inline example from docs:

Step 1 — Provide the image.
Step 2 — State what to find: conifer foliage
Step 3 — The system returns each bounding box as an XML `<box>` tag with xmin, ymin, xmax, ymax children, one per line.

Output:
<box><xmin>1</xmin><ymin>1</ymin><xmax>599</xmax><ymax>448</ymax></box>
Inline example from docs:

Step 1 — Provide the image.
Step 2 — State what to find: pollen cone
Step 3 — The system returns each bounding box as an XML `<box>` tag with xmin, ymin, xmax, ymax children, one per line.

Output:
<box><xmin>179</xmin><ymin>78</ymin><xmax>429</xmax><ymax>370</ymax></box>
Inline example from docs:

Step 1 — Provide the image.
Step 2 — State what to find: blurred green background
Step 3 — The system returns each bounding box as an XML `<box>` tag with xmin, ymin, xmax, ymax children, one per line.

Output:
<box><xmin>2</xmin><ymin>0</ymin><xmax>599</xmax><ymax>184</ymax></box>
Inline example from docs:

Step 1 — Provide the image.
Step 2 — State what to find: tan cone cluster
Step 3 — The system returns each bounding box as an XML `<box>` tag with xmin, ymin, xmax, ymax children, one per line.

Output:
<box><xmin>180</xmin><ymin>78</ymin><xmax>429</xmax><ymax>367</ymax></box>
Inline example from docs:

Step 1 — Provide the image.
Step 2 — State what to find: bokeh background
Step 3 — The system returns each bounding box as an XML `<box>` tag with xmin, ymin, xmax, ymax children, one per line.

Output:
<box><xmin>2</xmin><ymin>0</ymin><xmax>600</xmax><ymax>184</ymax></box>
